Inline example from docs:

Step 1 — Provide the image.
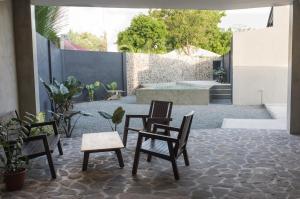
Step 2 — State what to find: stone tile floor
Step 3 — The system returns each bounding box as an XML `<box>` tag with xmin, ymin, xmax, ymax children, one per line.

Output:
<box><xmin>2</xmin><ymin>128</ymin><xmax>300</xmax><ymax>199</ymax></box>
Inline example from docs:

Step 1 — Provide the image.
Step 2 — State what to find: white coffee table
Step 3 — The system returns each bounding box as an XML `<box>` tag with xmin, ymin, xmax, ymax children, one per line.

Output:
<box><xmin>81</xmin><ymin>132</ymin><xmax>124</xmax><ymax>171</ymax></box>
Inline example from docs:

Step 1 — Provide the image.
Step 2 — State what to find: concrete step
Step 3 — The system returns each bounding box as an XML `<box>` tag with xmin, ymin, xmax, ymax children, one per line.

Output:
<box><xmin>211</xmin><ymin>84</ymin><xmax>232</xmax><ymax>90</ymax></box>
<box><xmin>210</xmin><ymin>89</ymin><xmax>232</xmax><ymax>95</ymax></box>
<box><xmin>210</xmin><ymin>94</ymin><xmax>232</xmax><ymax>99</ymax></box>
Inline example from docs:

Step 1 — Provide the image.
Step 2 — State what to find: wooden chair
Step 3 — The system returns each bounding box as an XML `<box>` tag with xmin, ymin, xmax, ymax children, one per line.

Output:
<box><xmin>132</xmin><ymin>111</ymin><xmax>194</xmax><ymax>180</ymax></box>
<box><xmin>123</xmin><ymin>100</ymin><xmax>173</xmax><ymax>147</ymax></box>
<box><xmin>0</xmin><ymin>111</ymin><xmax>63</xmax><ymax>179</ymax></box>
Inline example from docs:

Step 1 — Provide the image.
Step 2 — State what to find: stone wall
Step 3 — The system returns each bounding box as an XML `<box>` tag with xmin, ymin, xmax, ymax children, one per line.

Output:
<box><xmin>126</xmin><ymin>53</ymin><xmax>219</xmax><ymax>95</ymax></box>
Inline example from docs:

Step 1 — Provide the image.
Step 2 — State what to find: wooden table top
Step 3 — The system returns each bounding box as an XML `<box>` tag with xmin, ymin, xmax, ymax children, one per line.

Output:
<box><xmin>81</xmin><ymin>132</ymin><xmax>124</xmax><ymax>152</ymax></box>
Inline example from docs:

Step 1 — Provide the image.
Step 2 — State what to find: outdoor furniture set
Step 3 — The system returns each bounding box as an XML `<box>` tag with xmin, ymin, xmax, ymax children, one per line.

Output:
<box><xmin>1</xmin><ymin>101</ymin><xmax>194</xmax><ymax>180</ymax></box>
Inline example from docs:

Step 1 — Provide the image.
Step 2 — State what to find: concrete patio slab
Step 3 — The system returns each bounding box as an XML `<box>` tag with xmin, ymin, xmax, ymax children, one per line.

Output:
<box><xmin>222</xmin><ymin>118</ymin><xmax>287</xmax><ymax>130</ymax></box>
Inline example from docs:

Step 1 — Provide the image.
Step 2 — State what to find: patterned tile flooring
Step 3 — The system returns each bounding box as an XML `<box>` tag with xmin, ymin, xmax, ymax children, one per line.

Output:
<box><xmin>1</xmin><ymin>129</ymin><xmax>300</xmax><ymax>199</ymax></box>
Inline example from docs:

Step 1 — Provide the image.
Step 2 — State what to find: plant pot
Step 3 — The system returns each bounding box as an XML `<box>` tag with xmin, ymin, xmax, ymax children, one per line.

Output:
<box><xmin>4</xmin><ymin>168</ymin><xmax>26</xmax><ymax>191</ymax></box>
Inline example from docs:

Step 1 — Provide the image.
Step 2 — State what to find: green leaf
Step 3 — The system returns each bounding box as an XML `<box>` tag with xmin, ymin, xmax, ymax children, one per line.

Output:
<box><xmin>112</xmin><ymin>107</ymin><xmax>125</xmax><ymax>125</ymax></box>
<box><xmin>98</xmin><ymin>111</ymin><xmax>112</xmax><ymax>120</ymax></box>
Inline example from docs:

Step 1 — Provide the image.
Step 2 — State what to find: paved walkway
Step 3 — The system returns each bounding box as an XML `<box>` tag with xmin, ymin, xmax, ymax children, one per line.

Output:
<box><xmin>2</xmin><ymin>128</ymin><xmax>300</xmax><ymax>199</ymax></box>
<box><xmin>72</xmin><ymin>97</ymin><xmax>271</xmax><ymax>137</ymax></box>
<box><xmin>222</xmin><ymin>104</ymin><xmax>287</xmax><ymax>130</ymax></box>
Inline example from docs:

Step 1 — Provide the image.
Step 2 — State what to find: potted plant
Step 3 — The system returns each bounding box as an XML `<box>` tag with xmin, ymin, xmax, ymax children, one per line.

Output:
<box><xmin>98</xmin><ymin>107</ymin><xmax>125</xmax><ymax>131</ymax></box>
<box><xmin>86</xmin><ymin>81</ymin><xmax>101</xmax><ymax>101</ymax></box>
<box><xmin>105</xmin><ymin>81</ymin><xmax>123</xmax><ymax>100</ymax></box>
<box><xmin>213</xmin><ymin>68</ymin><xmax>226</xmax><ymax>83</ymax></box>
<box><xmin>0</xmin><ymin>119</ymin><xmax>27</xmax><ymax>191</ymax></box>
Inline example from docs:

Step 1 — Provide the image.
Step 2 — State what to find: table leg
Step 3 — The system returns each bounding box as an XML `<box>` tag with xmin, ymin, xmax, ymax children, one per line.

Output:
<box><xmin>115</xmin><ymin>149</ymin><xmax>124</xmax><ymax>168</ymax></box>
<box><xmin>82</xmin><ymin>152</ymin><xmax>90</xmax><ymax>171</ymax></box>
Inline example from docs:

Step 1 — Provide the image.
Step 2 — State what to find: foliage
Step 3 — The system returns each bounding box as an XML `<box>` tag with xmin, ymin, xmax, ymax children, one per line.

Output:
<box><xmin>35</xmin><ymin>6</ymin><xmax>66</xmax><ymax>46</ymax></box>
<box><xmin>68</xmin><ymin>31</ymin><xmax>107</xmax><ymax>51</ymax></box>
<box><xmin>98</xmin><ymin>107</ymin><xmax>125</xmax><ymax>131</ymax></box>
<box><xmin>49</xmin><ymin>111</ymin><xmax>93</xmax><ymax>138</ymax></box>
<box><xmin>117</xmin><ymin>15</ymin><xmax>168</xmax><ymax>53</ymax></box>
<box><xmin>41</xmin><ymin>76</ymin><xmax>83</xmax><ymax>113</ymax></box>
<box><xmin>0</xmin><ymin>119</ymin><xmax>27</xmax><ymax>173</ymax></box>
<box><xmin>106</xmin><ymin>82</ymin><xmax>118</xmax><ymax>91</ymax></box>
<box><xmin>149</xmin><ymin>9</ymin><xmax>232</xmax><ymax>55</ymax></box>
<box><xmin>214</xmin><ymin>67</ymin><xmax>226</xmax><ymax>83</ymax></box>
<box><xmin>85</xmin><ymin>81</ymin><xmax>101</xmax><ymax>101</ymax></box>
<box><xmin>22</xmin><ymin>112</ymin><xmax>53</xmax><ymax>136</ymax></box>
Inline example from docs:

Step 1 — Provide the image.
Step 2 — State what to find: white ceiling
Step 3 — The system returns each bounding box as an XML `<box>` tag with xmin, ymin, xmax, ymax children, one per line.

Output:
<box><xmin>31</xmin><ymin>0</ymin><xmax>292</xmax><ymax>10</ymax></box>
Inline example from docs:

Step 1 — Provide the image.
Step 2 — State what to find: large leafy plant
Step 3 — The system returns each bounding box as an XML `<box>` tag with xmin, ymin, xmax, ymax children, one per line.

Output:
<box><xmin>50</xmin><ymin>110</ymin><xmax>93</xmax><ymax>138</ymax></box>
<box><xmin>98</xmin><ymin>107</ymin><xmax>125</xmax><ymax>131</ymax></box>
<box><xmin>0</xmin><ymin>119</ymin><xmax>28</xmax><ymax>173</ymax></box>
<box><xmin>41</xmin><ymin>76</ymin><xmax>83</xmax><ymax>113</ymax></box>
<box><xmin>86</xmin><ymin>81</ymin><xmax>101</xmax><ymax>101</ymax></box>
<box><xmin>106</xmin><ymin>81</ymin><xmax>118</xmax><ymax>91</ymax></box>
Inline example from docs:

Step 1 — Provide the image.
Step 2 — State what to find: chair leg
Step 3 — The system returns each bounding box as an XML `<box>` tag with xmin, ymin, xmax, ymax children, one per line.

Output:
<box><xmin>183</xmin><ymin>149</ymin><xmax>190</xmax><ymax>166</ymax></box>
<box><xmin>168</xmin><ymin>141</ymin><xmax>179</xmax><ymax>180</ymax></box>
<box><xmin>46</xmin><ymin>151</ymin><xmax>56</xmax><ymax>179</ymax></box>
<box><xmin>132</xmin><ymin>135</ymin><xmax>143</xmax><ymax>175</ymax></box>
<box><xmin>171</xmin><ymin>158</ymin><xmax>179</xmax><ymax>180</ymax></box>
<box><xmin>115</xmin><ymin>149</ymin><xmax>124</xmax><ymax>168</ymax></box>
<box><xmin>57</xmin><ymin>140</ymin><xmax>63</xmax><ymax>155</ymax></box>
<box><xmin>147</xmin><ymin>154</ymin><xmax>152</xmax><ymax>162</ymax></box>
<box><xmin>123</xmin><ymin>116</ymin><xmax>130</xmax><ymax>147</ymax></box>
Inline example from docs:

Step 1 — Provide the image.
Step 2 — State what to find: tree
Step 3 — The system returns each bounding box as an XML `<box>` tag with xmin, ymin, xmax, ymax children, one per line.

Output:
<box><xmin>67</xmin><ymin>31</ymin><xmax>107</xmax><ymax>51</ymax></box>
<box><xmin>117</xmin><ymin>15</ymin><xmax>168</xmax><ymax>53</ymax></box>
<box><xmin>35</xmin><ymin>6</ymin><xmax>66</xmax><ymax>46</ymax></box>
<box><xmin>149</xmin><ymin>9</ymin><xmax>232</xmax><ymax>55</ymax></box>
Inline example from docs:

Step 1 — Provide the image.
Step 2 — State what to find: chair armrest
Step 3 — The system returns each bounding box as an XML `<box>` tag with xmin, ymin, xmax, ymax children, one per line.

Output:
<box><xmin>153</xmin><ymin>124</ymin><xmax>180</xmax><ymax>133</ymax></box>
<box><xmin>126</xmin><ymin>114</ymin><xmax>149</xmax><ymax>118</ymax></box>
<box><xmin>139</xmin><ymin>131</ymin><xmax>178</xmax><ymax>143</ymax></box>
<box><xmin>28</xmin><ymin>121</ymin><xmax>56</xmax><ymax>128</ymax></box>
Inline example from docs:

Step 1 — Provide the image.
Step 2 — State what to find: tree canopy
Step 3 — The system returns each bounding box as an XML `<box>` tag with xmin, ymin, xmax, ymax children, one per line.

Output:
<box><xmin>117</xmin><ymin>15</ymin><xmax>168</xmax><ymax>53</ymax></box>
<box><xmin>117</xmin><ymin>9</ymin><xmax>232</xmax><ymax>55</ymax></box>
<box><xmin>149</xmin><ymin>9</ymin><xmax>232</xmax><ymax>55</ymax></box>
<box><xmin>67</xmin><ymin>31</ymin><xmax>107</xmax><ymax>51</ymax></box>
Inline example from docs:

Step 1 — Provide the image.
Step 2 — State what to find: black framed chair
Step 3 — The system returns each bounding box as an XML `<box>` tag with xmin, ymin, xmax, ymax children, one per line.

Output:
<box><xmin>1</xmin><ymin>111</ymin><xmax>63</xmax><ymax>179</ymax></box>
<box><xmin>132</xmin><ymin>111</ymin><xmax>194</xmax><ymax>180</ymax></box>
<box><xmin>123</xmin><ymin>100</ymin><xmax>173</xmax><ymax>147</ymax></box>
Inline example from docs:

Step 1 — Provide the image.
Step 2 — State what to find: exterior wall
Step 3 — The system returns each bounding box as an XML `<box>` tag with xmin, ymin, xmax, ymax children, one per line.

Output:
<box><xmin>0</xmin><ymin>0</ymin><xmax>18</xmax><ymax>116</ymax></box>
<box><xmin>232</xmin><ymin>5</ymin><xmax>290</xmax><ymax>105</ymax></box>
<box><xmin>126</xmin><ymin>53</ymin><xmax>218</xmax><ymax>95</ymax></box>
<box><xmin>62</xmin><ymin>50</ymin><xmax>126</xmax><ymax>101</ymax></box>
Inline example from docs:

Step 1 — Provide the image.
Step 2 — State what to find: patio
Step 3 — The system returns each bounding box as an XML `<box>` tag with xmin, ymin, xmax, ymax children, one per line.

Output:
<box><xmin>1</xmin><ymin>127</ymin><xmax>300</xmax><ymax>198</ymax></box>
<box><xmin>71</xmin><ymin>97</ymin><xmax>271</xmax><ymax>137</ymax></box>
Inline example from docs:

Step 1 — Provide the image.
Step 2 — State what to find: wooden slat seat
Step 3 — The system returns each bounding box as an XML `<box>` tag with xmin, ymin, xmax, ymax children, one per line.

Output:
<box><xmin>141</xmin><ymin>139</ymin><xmax>169</xmax><ymax>157</ymax></box>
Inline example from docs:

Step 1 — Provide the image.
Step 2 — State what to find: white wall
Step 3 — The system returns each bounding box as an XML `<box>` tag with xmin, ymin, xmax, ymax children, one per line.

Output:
<box><xmin>232</xmin><ymin>5</ymin><xmax>290</xmax><ymax>105</ymax></box>
<box><xmin>0</xmin><ymin>0</ymin><xmax>19</xmax><ymax>115</ymax></box>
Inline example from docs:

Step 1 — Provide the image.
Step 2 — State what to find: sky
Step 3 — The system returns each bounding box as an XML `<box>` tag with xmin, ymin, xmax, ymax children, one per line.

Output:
<box><xmin>61</xmin><ymin>7</ymin><xmax>271</xmax><ymax>52</ymax></box>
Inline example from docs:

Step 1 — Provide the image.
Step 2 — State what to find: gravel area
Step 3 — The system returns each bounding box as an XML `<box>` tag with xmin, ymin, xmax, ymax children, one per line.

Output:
<box><xmin>71</xmin><ymin>96</ymin><xmax>271</xmax><ymax>137</ymax></box>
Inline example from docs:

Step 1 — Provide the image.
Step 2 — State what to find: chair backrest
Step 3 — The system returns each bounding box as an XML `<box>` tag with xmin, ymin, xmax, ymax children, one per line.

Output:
<box><xmin>174</xmin><ymin>111</ymin><xmax>194</xmax><ymax>157</ymax></box>
<box><xmin>148</xmin><ymin>100</ymin><xmax>173</xmax><ymax>119</ymax></box>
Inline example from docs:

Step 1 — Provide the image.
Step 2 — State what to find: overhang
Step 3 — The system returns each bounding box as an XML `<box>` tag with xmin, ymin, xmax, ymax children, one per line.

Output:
<box><xmin>31</xmin><ymin>0</ymin><xmax>292</xmax><ymax>9</ymax></box>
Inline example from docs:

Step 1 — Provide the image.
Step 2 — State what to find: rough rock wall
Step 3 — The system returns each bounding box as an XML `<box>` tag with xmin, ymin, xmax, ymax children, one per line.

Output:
<box><xmin>126</xmin><ymin>53</ymin><xmax>219</xmax><ymax>95</ymax></box>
